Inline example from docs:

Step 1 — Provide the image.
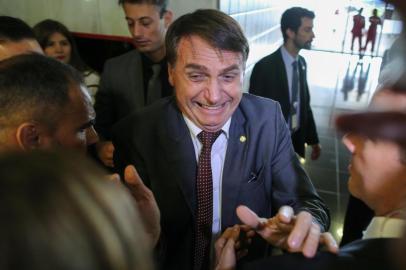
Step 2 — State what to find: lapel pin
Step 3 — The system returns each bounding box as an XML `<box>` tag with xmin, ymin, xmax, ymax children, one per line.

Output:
<box><xmin>240</xmin><ymin>135</ymin><xmax>246</xmax><ymax>142</ymax></box>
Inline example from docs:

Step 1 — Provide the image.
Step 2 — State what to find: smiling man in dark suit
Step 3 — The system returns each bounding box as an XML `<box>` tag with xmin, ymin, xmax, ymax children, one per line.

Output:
<box><xmin>94</xmin><ymin>0</ymin><xmax>174</xmax><ymax>168</ymax></box>
<box><xmin>113</xmin><ymin>9</ymin><xmax>329</xmax><ymax>270</ymax></box>
<box><xmin>249</xmin><ymin>7</ymin><xmax>321</xmax><ymax>160</ymax></box>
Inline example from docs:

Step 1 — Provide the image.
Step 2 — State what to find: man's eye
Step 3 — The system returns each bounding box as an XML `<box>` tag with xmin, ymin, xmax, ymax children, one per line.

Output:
<box><xmin>188</xmin><ymin>73</ymin><xmax>205</xmax><ymax>82</ymax></box>
<box><xmin>221</xmin><ymin>73</ymin><xmax>237</xmax><ymax>82</ymax></box>
<box><xmin>140</xmin><ymin>19</ymin><xmax>152</xmax><ymax>27</ymax></box>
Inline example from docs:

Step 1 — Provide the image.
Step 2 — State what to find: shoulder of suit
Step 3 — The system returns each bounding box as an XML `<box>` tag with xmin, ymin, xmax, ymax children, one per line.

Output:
<box><xmin>104</xmin><ymin>50</ymin><xmax>141</xmax><ymax>67</ymax></box>
<box><xmin>256</xmin><ymin>49</ymin><xmax>280</xmax><ymax>65</ymax></box>
<box><xmin>240</xmin><ymin>94</ymin><xmax>280</xmax><ymax>115</ymax></box>
<box><xmin>118</xmin><ymin>96</ymin><xmax>173</xmax><ymax>124</ymax></box>
<box><xmin>298</xmin><ymin>55</ymin><xmax>307</xmax><ymax>67</ymax></box>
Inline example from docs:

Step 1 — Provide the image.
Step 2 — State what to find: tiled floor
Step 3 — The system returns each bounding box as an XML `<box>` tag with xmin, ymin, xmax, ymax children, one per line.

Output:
<box><xmin>299</xmin><ymin>49</ymin><xmax>382</xmax><ymax>242</ymax></box>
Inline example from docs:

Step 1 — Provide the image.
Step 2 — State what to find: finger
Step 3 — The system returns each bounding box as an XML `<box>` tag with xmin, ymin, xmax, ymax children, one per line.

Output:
<box><xmin>236</xmin><ymin>205</ymin><xmax>260</xmax><ymax>228</ymax></box>
<box><xmin>103</xmin><ymin>159</ymin><xmax>114</xmax><ymax>168</ymax></box>
<box><xmin>107</xmin><ymin>173</ymin><xmax>121</xmax><ymax>184</ymax></box>
<box><xmin>320</xmin><ymin>232</ymin><xmax>338</xmax><ymax>254</ymax></box>
<box><xmin>287</xmin><ymin>211</ymin><xmax>313</xmax><ymax>251</ymax></box>
<box><xmin>124</xmin><ymin>165</ymin><xmax>141</xmax><ymax>185</ymax></box>
<box><xmin>218</xmin><ymin>232</ymin><xmax>239</xmax><ymax>269</ymax></box>
<box><xmin>124</xmin><ymin>165</ymin><xmax>151</xmax><ymax>198</ymax></box>
<box><xmin>246</xmin><ymin>230</ymin><xmax>256</xmax><ymax>238</ymax></box>
<box><xmin>215</xmin><ymin>235</ymin><xmax>227</xmax><ymax>262</ymax></box>
<box><xmin>301</xmin><ymin>222</ymin><xmax>321</xmax><ymax>258</ymax></box>
<box><xmin>276</xmin><ymin>205</ymin><xmax>294</xmax><ymax>224</ymax></box>
<box><xmin>215</xmin><ymin>227</ymin><xmax>239</xmax><ymax>260</ymax></box>
<box><xmin>236</xmin><ymin>249</ymin><xmax>248</xmax><ymax>260</ymax></box>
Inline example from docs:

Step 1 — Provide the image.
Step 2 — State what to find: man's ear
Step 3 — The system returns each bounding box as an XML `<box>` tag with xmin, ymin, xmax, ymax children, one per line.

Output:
<box><xmin>15</xmin><ymin>122</ymin><xmax>43</xmax><ymax>150</ymax></box>
<box><xmin>286</xmin><ymin>28</ymin><xmax>295</xmax><ymax>40</ymax></box>
<box><xmin>167</xmin><ymin>63</ymin><xmax>174</xmax><ymax>86</ymax></box>
<box><xmin>163</xmin><ymin>9</ymin><xmax>173</xmax><ymax>28</ymax></box>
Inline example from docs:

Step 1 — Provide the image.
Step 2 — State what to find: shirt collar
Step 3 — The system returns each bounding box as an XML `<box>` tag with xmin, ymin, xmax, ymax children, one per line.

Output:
<box><xmin>363</xmin><ymin>216</ymin><xmax>406</xmax><ymax>239</ymax></box>
<box><xmin>281</xmin><ymin>45</ymin><xmax>299</xmax><ymax>66</ymax></box>
<box><xmin>182</xmin><ymin>114</ymin><xmax>231</xmax><ymax>140</ymax></box>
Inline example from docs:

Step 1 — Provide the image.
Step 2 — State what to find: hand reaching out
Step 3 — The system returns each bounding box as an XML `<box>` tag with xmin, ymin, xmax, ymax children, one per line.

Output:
<box><xmin>236</xmin><ymin>205</ymin><xmax>338</xmax><ymax>258</ymax></box>
<box><xmin>107</xmin><ymin>165</ymin><xmax>161</xmax><ymax>246</ymax></box>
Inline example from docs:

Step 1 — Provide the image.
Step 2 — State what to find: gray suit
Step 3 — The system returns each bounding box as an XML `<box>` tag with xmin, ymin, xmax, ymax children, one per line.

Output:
<box><xmin>95</xmin><ymin>50</ymin><xmax>145</xmax><ymax>139</ymax></box>
<box><xmin>112</xmin><ymin>94</ymin><xmax>329</xmax><ymax>270</ymax></box>
<box><xmin>95</xmin><ymin>49</ymin><xmax>173</xmax><ymax>140</ymax></box>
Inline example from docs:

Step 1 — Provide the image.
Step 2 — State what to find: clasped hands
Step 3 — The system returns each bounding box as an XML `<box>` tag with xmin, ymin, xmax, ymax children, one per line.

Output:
<box><xmin>215</xmin><ymin>205</ymin><xmax>338</xmax><ymax>270</ymax></box>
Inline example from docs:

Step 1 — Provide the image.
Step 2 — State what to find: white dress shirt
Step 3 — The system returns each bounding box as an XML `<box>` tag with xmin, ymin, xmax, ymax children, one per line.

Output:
<box><xmin>363</xmin><ymin>216</ymin><xmax>406</xmax><ymax>239</ymax></box>
<box><xmin>183</xmin><ymin>115</ymin><xmax>231</xmax><ymax>236</ymax></box>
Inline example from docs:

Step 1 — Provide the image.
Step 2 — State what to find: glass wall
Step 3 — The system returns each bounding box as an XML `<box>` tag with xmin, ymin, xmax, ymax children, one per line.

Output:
<box><xmin>219</xmin><ymin>0</ymin><xmax>403</xmax><ymax>84</ymax></box>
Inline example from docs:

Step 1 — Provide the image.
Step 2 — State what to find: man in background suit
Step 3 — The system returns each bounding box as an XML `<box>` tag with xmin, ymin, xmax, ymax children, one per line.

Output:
<box><xmin>94</xmin><ymin>0</ymin><xmax>173</xmax><ymax>168</ymax></box>
<box><xmin>249</xmin><ymin>7</ymin><xmax>321</xmax><ymax>160</ymax></box>
<box><xmin>215</xmin><ymin>106</ymin><xmax>406</xmax><ymax>270</ymax></box>
<box><xmin>113</xmin><ymin>9</ymin><xmax>330</xmax><ymax>270</ymax></box>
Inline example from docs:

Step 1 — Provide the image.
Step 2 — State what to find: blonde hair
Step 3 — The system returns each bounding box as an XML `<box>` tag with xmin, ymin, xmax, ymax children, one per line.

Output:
<box><xmin>0</xmin><ymin>150</ymin><xmax>153</xmax><ymax>270</ymax></box>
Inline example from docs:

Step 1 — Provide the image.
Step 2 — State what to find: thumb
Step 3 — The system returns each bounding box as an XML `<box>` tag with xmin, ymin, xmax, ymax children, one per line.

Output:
<box><xmin>277</xmin><ymin>205</ymin><xmax>294</xmax><ymax>224</ymax></box>
<box><xmin>124</xmin><ymin>165</ymin><xmax>139</xmax><ymax>185</ymax></box>
<box><xmin>124</xmin><ymin>165</ymin><xmax>148</xmax><ymax>198</ymax></box>
<box><xmin>236</xmin><ymin>205</ymin><xmax>267</xmax><ymax>230</ymax></box>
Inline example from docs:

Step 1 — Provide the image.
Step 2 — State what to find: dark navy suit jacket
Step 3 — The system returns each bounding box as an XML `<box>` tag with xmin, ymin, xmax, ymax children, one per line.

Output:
<box><xmin>112</xmin><ymin>94</ymin><xmax>329</xmax><ymax>269</ymax></box>
<box><xmin>249</xmin><ymin>48</ymin><xmax>319</xmax><ymax>158</ymax></box>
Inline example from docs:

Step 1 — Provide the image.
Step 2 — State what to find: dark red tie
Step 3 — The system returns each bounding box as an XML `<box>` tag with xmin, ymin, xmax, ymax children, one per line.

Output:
<box><xmin>193</xmin><ymin>130</ymin><xmax>222</xmax><ymax>270</ymax></box>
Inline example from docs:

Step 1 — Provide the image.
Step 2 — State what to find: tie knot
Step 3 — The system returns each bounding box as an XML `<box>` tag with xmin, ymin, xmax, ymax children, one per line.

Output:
<box><xmin>292</xmin><ymin>60</ymin><xmax>298</xmax><ymax>69</ymax></box>
<box><xmin>198</xmin><ymin>130</ymin><xmax>222</xmax><ymax>148</ymax></box>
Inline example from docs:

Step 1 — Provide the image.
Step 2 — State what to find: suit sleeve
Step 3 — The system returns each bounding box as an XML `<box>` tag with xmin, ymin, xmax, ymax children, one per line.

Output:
<box><xmin>270</xmin><ymin>104</ymin><xmax>329</xmax><ymax>231</ymax></box>
<box><xmin>94</xmin><ymin>61</ymin><xmax>116</xmax><ymax>140</ymax></box>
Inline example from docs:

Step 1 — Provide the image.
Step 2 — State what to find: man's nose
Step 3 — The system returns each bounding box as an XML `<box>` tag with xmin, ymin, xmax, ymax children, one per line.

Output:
<box><xmin>132</xmin><ymin>24</ymin><xmax>143</xmax><ymax>38</ymax></box>
<box><xmin>204</xmin><ymin>80</ymin><xmax>222</xmax><ymax>104</ymax></box>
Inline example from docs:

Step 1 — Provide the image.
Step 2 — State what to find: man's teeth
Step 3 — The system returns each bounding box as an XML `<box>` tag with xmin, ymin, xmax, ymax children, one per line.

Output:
<box><xmin>200</xmin><ymin>104</ymin><xmax>222</xmax><ymax>109</ymax></box>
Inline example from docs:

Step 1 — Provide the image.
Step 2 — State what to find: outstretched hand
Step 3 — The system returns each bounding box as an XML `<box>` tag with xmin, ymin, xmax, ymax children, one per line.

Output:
<box><xmin>236</xmin><ymin>205</ymin><xmax>338</xmax><ymax>258</ymax></box>
<box><xmin>119</xmin><ymin>165</ymin><xmax>161</xmax><ymax>246</ymax></box>
<box><xmin>107</xmin><ymin>166</ymin><xmax>161</xmax><ymax>246</ymax></box>
<box><xmin>215</xmin><ymin>225</ymin><xmax>255</xmax><ymax>270</ymax></box>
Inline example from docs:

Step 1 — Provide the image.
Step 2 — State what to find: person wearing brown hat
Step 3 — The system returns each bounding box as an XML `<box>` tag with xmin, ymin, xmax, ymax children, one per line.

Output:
<box><xmin>215</xmin><ymin>110</ymin><xmax>406</xmax><ymax>270</ymax></box>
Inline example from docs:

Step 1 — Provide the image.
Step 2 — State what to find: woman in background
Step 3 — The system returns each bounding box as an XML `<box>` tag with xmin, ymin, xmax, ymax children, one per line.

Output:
<box><xmin>33</xmin><ymin>19</ymin><xmax>99</xmax><ymax>104</ymax></box>
<box><xmin>0</xmin><ymin>150</ymin><xmax>153</xmax><ymax>270</ymax></box>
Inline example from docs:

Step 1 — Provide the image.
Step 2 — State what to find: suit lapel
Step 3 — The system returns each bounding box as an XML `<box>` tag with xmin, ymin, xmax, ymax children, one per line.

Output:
<box><xmin>276</xmin><ymin>48</ymin><xmax>291</xmax><ymax>120</ymax></box>
<box><xmin>221</xmin><ymin>106</ymin><xmax>248</xmax><ymax>227</ymax></box>
<box><xmin>162</xmin><ymin>100</ymin><xmax>197</xmax><ymax>216</ymax></box>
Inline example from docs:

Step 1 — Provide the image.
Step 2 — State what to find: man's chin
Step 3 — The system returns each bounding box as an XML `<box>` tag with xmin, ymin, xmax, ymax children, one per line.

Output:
<box><xmin>303</xmin><ymin>43</ymin><xmax>312</xmax><ymax>50</ymax></box>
